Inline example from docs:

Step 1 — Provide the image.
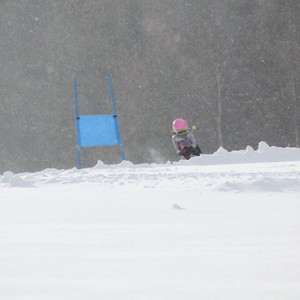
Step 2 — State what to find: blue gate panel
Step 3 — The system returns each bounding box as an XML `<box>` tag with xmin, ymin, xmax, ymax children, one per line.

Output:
<box><xmin>77</xmin><ymin>114</ymin><xmax>118</xmax><ymax>147</ymax></box>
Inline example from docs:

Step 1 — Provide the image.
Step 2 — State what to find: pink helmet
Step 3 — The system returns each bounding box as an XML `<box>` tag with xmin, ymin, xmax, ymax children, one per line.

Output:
<box><xmin>173</xmin><ymin>118</ymin><xmax>188</xmax><ymax>132</ymax></box>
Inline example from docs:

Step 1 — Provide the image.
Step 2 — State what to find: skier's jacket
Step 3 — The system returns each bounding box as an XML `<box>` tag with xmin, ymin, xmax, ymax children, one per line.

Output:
<box><xmin>172</xmin><ymin>129</ymin><xmax>197</xmax><ymax>154</ymax></box>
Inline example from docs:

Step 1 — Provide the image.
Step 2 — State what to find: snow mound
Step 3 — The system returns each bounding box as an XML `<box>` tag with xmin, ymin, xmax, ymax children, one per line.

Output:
<box><xmin>177</xmin><ymin>141</ymin><xmax>300</xmax><ymax>165</ymax></box>
<box><xmin>1</xmin><ymin>171</ymin><xmax>34</xmax><ymax>187</ymax></box>
<box><xmin>0</xmin><ymin>142</ymin><xmax>299</xmax><ymax>190</ymax></box>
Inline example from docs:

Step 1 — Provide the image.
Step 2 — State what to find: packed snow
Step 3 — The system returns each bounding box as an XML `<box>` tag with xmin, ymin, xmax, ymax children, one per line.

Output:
<box><xmin>0</xmin><ymin>142</ymin><xmax>300</xmax><ymax>300</ymax></box>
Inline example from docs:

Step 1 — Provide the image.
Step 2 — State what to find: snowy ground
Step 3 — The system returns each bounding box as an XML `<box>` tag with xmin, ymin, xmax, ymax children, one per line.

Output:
<box><xmin>0</xmin><ymin>142</ymin><xmax>300</xmax><ymax>300</ymax></box>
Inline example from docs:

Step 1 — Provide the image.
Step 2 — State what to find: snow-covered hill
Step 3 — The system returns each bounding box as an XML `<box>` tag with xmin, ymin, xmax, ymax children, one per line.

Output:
<box><xmin>0</xmin><ymin>142</ymin><xmax>300</xmax><ymax>300</ymax></box>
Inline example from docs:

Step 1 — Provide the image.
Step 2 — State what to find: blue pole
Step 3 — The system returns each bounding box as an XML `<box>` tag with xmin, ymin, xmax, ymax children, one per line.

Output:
<box><xmin>106</xmin><ymin>72</ymin><xmax>125</xmax><ymax>160</ymax></box>
<box><xmin>73</xmin><ymin>76</ymin><xmax>81</xmax><ymax>169</ymax></box>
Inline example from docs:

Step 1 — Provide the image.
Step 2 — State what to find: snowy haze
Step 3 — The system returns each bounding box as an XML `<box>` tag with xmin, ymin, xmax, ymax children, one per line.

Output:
<box><xmin>1</xmin><ymin>142</ymin><xmax>300</xmax><ymax>299</ymax></box>
<box><xmin>0</xmin><ymin>1</ymin><xmax>299</xmax><ymax>172</ymax></box>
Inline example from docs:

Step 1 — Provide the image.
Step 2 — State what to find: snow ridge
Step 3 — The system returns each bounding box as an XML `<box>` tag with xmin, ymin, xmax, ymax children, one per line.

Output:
<box><xmin>1</xmin><ymin>142</ymin><xmax>299</xmax><ymax>191</ymax></box>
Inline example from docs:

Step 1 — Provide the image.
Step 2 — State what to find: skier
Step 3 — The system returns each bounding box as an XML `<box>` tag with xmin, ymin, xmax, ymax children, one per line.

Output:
<box><xmin>172</xmin><ymin>118</ymin><xmax>202</xmax><ymax>160</ymax></box>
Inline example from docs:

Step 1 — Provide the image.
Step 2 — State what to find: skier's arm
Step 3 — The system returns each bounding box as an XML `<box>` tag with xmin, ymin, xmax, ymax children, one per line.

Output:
<box><xmin>185</xmin><ymin>130</ymin><xmax>197</xmax><ymax>148</ymax></box>
<box><xmin>172</xmin><ymin>135</ymin><xmax>182</xmax><ymax>153</ymax></box>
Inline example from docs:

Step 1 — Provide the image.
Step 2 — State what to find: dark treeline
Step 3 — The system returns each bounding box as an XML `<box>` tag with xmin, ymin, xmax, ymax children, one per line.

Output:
<box><xmin>0</xmin><ymin>0</ymin><xmax>299</xmax><ymax>172</ymax></box>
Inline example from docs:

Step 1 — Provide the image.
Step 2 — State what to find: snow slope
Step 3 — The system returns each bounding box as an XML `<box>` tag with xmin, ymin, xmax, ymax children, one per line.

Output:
<box><xmin>0</xmin><ymin>142</ymin><xmax>300</xmax><ymax>300</ymax></box>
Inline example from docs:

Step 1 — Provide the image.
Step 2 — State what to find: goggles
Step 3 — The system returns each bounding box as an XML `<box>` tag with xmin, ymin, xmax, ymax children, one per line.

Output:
<box><xmin>176</xmin><ymin>129</ymin><xmax>187</xmax><ymax>134</ymax></box>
